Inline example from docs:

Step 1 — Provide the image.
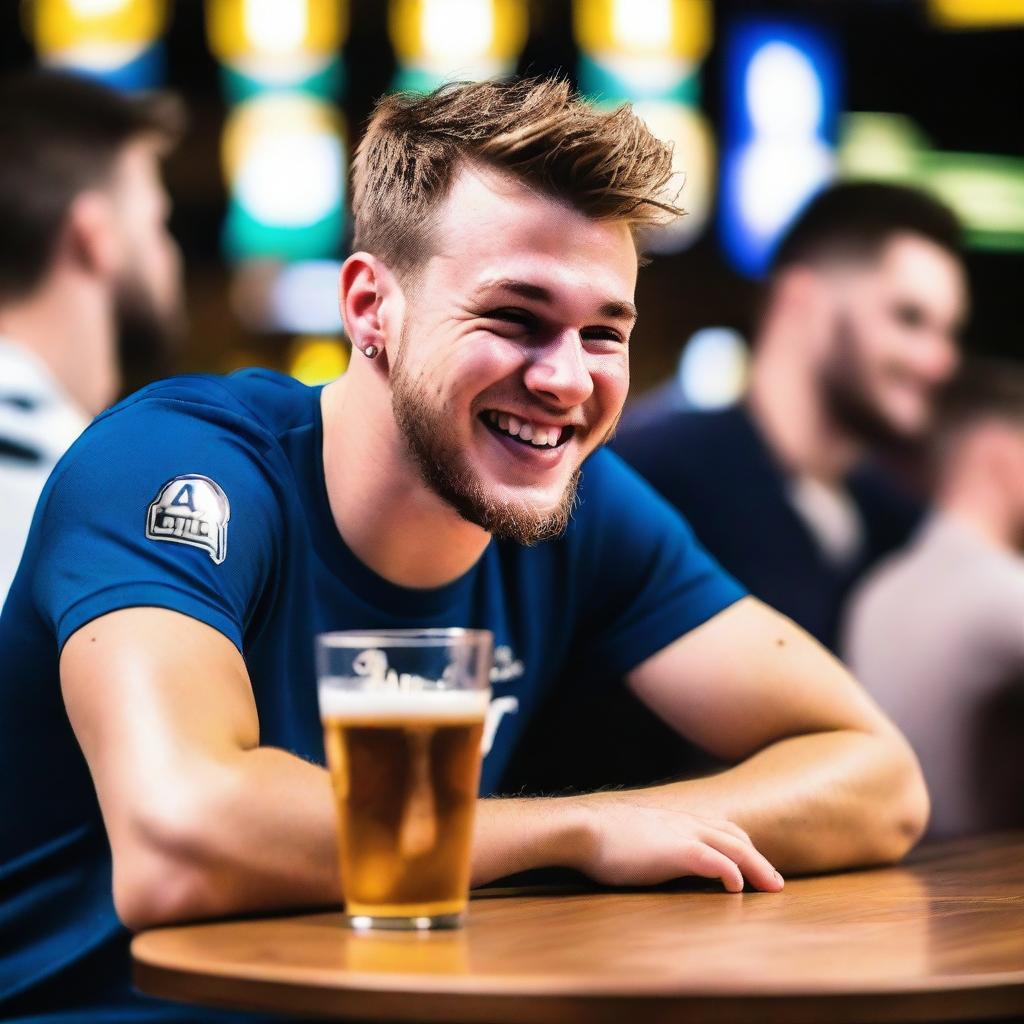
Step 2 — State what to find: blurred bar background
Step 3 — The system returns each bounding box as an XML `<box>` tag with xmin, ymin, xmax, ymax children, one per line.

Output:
<box><xmin>2</xmin><ymin>0</ymin><xmax>1020</xmax><ymax>402</ymax></box>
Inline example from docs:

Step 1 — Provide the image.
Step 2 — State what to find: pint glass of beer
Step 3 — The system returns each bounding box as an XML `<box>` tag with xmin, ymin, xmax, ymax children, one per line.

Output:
<box><xmin>317</xmin><ymin>629</ymin><xmax>492</xmax><ymax>931</ymax></box>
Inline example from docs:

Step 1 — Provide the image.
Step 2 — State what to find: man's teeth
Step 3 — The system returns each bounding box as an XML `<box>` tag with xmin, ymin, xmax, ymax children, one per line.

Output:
<box><xmin>487</xmin><ymin>410</ymin><xmax>562</xmax><ymax>448</ymax></box>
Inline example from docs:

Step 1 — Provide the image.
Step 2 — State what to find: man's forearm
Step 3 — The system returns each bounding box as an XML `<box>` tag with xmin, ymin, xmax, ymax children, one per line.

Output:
<box><xmin>126</xmin><ymin>728</ymin><xmax>923</xmax><ymax>927</ymax></box>
<box><xmin>603</xmin><ymin>728</ymin><xmax>930</xmax><ymax>874</ymax></box>
<box><xmin>470</xmin><ymin>796</ymin><xmax>589</xmax><ymax>886</ymax></box>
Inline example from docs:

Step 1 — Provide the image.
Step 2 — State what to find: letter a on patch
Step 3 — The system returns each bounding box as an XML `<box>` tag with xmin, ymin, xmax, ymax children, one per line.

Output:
<box><xmin>145</xmin><ymin>474</ymin><xmax>230</xmax><ymax>564</ymax></box>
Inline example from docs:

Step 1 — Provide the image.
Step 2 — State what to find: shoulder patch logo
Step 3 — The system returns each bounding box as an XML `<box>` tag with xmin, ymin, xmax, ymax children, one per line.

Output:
<box><xmin>146</xmin><ymin>474</ymin><xmax>230</xmax><ymax>564</ymax></box>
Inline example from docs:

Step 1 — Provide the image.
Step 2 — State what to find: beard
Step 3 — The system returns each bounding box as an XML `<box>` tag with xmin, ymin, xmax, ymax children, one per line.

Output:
<box><xmin>389</xmin><ymin>341</ymin><xmax>582</xmax><ymax>546</ymax></box>
<box><xmin>114</xmin><ymin>273</ymin><xmax>183</xmax><ymax>398</ymax></box>
<box><xmin>819</xmin><ymin>313</ymin><xmax>926</xmax><ymax>452</ymax></box>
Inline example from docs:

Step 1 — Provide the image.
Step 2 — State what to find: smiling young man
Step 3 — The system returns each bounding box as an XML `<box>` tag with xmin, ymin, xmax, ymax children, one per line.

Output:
<box><xmin>0</xmin><ymin>79</ymin><xmax>928</xmax><ymax>1023</ymax></box>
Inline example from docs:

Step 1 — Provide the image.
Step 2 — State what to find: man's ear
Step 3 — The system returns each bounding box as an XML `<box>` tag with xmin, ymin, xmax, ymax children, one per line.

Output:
<box><xmin>777</xmin><ymin>266</ymin><xmax>836</xmax><ymax>352</ymax></box>
<box><xmin>339</xmin><ymin>252</ymin><xmax>404</xmax><ymax>365</ymax></box>
<box><xmin>61</xmin><ymin>190</ymin><xmax>120</xmax><ymax>281</ymax></box>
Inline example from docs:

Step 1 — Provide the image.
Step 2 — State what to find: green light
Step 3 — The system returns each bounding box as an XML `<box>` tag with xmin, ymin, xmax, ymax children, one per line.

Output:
<box><xmin>577</xmin><ymin>52</ymin><xmax>700</xmax><ymax>103</ymax></box>
<box><xmin>224</xmin><ymin>199</ymin><xmax>344</xmax><ymax>262</ymax></box>
<box><xmin>220</xmin><ymin>54</ymin><xmax>344</xmax><ymax>104</ymax></box>
<box><xmin>840</xmin><ymin>113</ymin><xmax>1024</xmax><ymax>252</ymax></box>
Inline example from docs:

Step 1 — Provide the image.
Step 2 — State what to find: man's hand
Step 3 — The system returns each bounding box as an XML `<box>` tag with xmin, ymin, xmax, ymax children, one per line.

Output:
<box><xmin>470</xmin><ymin>793</ymin><xmax>783</xmax><ymax>892</ymax></box>
<box><xmin>625</xmin><ymin>597</ymin><xmax>930</xmax><ymax>873</ymax></box>
<box><xmin>566</xmin><ymin>793</ymin><xmax>784</xmax><ymax>892</ymax></box>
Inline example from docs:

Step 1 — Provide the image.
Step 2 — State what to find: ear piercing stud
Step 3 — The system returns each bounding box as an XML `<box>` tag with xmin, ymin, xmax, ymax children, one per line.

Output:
<box><xmin>363</xmin><ymin>345</ymin><xmax>379</xmax><ymax>359</ymax></box>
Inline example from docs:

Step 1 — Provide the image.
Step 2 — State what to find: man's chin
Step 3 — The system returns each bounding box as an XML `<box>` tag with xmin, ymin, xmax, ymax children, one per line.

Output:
<box><xmin>447</xmin><ymin>472</ymin><xmax>580</xmax><ymax>546</ymax></box>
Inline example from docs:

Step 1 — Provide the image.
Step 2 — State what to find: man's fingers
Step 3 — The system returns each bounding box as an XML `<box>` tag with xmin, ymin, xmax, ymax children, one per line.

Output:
<box><xmin>684</xmin><ymin>842</ymin><xmax>745</xmax><ymax>893</ymax></box>
<box><xmin>700</xmin><ymin>827</ymin><xmax>783</xmax><ymax>892</ymax></box>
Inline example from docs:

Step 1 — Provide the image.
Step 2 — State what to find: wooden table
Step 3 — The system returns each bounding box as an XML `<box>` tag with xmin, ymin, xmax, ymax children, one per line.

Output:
<box><xmin>133</xmin><ymin>832</ymin><xmax>1024</xmax><ymax>1023</ymax></box>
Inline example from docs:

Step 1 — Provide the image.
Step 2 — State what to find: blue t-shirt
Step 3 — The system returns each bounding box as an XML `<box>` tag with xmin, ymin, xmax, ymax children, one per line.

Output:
<box><xmin>0</xmin><ymin>370</ymin><xmax>744</xmax><ymax>1022</ymax></box>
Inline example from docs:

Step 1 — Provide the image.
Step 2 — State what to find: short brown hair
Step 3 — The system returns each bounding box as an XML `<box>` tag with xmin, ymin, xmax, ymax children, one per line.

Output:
<box><xmin>351</xmin><ymin>77</ymin><xmax>681</xmax><ymax>277</ymax></box>
<box><xmin>0</xmin><ymin>70</ymin><xmax>183</xmax><ymax>303</ymax></box>
<box><xmin>770</xmin><ymin>181</ymin><xmax>962</xmax><ymax>277</ymax></box>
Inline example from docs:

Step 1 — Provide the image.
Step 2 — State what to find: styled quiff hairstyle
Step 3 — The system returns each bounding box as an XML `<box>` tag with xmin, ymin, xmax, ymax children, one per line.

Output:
<box><xmin>351</xmin><ymin>77</ymin><xmax>681</xmax><ymax>276</ymax></box>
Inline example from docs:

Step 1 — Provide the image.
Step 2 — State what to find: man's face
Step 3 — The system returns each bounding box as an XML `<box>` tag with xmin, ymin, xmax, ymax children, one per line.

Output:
<box><xmin>108</xmin><ymin>138</ymin><xmax>185</xmax><ymax>382</ymax></box>
<box><xmin>387</xmin><ymin>165</ymin><xmax>638</xmax><ymax>544</ymax></box>
<box><xmin>818</xmin><ymin>234</ymin><xmax>966</xmax><ymax>445</ymax></box>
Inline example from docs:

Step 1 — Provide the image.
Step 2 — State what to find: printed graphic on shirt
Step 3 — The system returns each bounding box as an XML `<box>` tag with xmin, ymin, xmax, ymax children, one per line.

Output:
<box><xmin>482</xmin><ymin>645</ymin><xmax>522</xmax><ymax>754</ymax></box>
<box><xmin>145</xmin><ymin>474</ymin><xmax>230</xmax><ymax>564</ymax></box>
<box><xmin>491</xmin><ymin>644</ymin><xmax>525</xmax><ymax>683</ymax></box>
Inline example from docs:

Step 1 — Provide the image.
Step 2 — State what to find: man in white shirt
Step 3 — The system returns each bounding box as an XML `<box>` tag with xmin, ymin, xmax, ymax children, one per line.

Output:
<box><xmin>844</xmin><ymin>359</ymin><xmax>1024</xmax><ymax>838</ymax></box>
<box><xmin>0</xmin><ymin>71</ymin><xmax>184</xmax><ymax>604</ymax></box>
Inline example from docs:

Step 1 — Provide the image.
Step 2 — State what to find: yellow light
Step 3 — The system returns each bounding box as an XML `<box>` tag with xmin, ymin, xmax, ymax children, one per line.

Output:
<box><xmin>221</xmin><ymin>92</ymin><xmax>345</xmax><ymax>188</ymax></box>
<box><xmin>288</xmin><ymin>336</ymin><xmax>350</xmax><ymax>385</ymax></box>
<box><xmin>389</xmin><ymin>0</ymin><xmax>527</xmax><ymax>66</ymax></box>
<box><xmin>929</xmin><ymin>0</ymin><xmax>1024</xmax><ymax>28</ymax></box>
<box><xmin>27</xmin><ymin>0</ymin><xmax>166</xmax><ymax>52</ymax></box>
<box><xmin>612</xmin><ymin>0</ymin><xmax>672</xmax><ymax>51</ymax></box>
<box><xmin>206</xmin><ymin>0</ymin><xmax>346</xmax><ymax>61</ymax></box>
<box><xmin>573</xmin><ymin>0</ymin><xmax>711</xmax><ymax>62</ymax></box>
<box><xmin>245</xmin><ymin>0</ymin><xmax>308</xmax><ymax>54</ymax></box>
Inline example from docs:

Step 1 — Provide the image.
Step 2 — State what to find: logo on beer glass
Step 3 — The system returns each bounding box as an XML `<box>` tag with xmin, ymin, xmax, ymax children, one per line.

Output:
<box><xmin>352</xmin><ymin>648</ymin><xmax>455</xmax><ymax>691</ymax></box>
<box><xmin>352</xmin><ymin>648</ymin><xmax>518</xmax><ymax>753</ymax></box>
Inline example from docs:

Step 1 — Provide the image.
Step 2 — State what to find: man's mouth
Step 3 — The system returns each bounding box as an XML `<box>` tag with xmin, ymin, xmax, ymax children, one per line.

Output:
<box><xmin>479</xmin><ymin>410</ymin><xmax>575</xmax><ymax>450</ymax></box>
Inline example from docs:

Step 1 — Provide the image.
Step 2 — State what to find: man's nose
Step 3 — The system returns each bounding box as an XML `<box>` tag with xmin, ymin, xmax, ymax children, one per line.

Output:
<box><xmin>522</xmin><ymin>330</ymin><xmax>594</xmax><ymax>409</ymax></box>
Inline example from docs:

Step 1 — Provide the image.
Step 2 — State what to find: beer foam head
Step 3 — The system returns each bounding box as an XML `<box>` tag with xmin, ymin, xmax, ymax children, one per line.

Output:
<box><xmin>318</xmin><ymin>682</ymin><xmax>490</xmax><ymax>720</ymax></box>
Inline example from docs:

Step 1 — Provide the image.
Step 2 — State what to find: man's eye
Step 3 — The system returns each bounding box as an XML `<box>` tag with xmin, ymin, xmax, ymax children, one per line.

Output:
<box><xmin>581</xmin><ymin>327</ymin><xmax>625</xmax><ymax>345</ymax></box>
<box><xmin>485</xmin><ymin>309</ymin><xmax>538</xmax><ymax>330</ymax></box>
<box><xmin>894</xmin><ymin>304</ymin><xmax>925</xmax><ymax>328</ymax></box>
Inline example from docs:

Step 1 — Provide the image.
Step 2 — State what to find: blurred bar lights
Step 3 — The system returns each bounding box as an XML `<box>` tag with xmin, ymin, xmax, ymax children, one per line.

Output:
<box><xmin>208</xmin><ymin>0</ymin><xmax>349</xmax><ymax>356</ymax></box>
<box><xmin>678</xmin><ymin>326</ymin><xmax>749</xmax><ymax>409</ymax></box>
<box><xmin>389</xmin><ymin>0</ymin><xmax>528</xmax><ymax>91</ymax></box>
<box><xmin>840</xmin><ymin>112</ymin><xmax>1024</xmax><ymax>252</ymax></box>
<box><xmin>718</xmin><ymin>18</ymin><xmax>841</xmax><ymax>277</ymax></box>
<box><xmin>26</xmin><ymin>0</ymin><xmax>167</xmax><ymax>88</ymax></box>
<box><xmin>574</xmin><ymin>0</ymin><xmax>715</xmax><ymax>253</ymax></box>
<box><xmin>928</xmin><ymin>0</ymin><xmax>1024</xmax><ymax>29</ymax></box>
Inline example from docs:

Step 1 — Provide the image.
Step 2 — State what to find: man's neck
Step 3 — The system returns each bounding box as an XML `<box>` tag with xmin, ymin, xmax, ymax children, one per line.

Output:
<box><xmin>746</xmin><ymin>351</ymin><xmax>861</xmax><ymax>483</ymax></box>
<box><xmin>0</xmin><ymin>277</ymin><xmax>115</xmax><ymax>418</ymax></box>
<box><xmin>320</xmin><ymin>372</ymin><xmax>492</xmax><ymax>590</ymax></box>
<box><xmin>938</xmin><ymin>477</ymin><xmax>1022</xmax><ymax>554</ymax></box>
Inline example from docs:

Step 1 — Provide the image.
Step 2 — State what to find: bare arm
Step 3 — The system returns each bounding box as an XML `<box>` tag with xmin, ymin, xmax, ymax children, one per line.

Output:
<box><xmin>64</xmin><ymin>599</ymin><xmax>926</xmax><ymax>931</ymax></box>
<box><xmin>584</xmin><ymin>597</ymin><xmax>929</xmax><ymax>877</ymax></box>
<box><xmin>61</xmin><ymin>607</ymin><xmax>342</xmax><ymax>930</ymax></box>
<box><xmin>63</xmin><ymin>606</ymin><xmax>614</xmax><ymax>928</ymax></box>
<box><xmin>471</xmin><ymin>599</ymin><xmax>928</xmax><ymax>890</ymax></box>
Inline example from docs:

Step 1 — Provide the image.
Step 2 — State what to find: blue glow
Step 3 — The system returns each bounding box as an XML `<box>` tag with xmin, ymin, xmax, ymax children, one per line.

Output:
<box><xmin>45</xmin><ymin>41</ymin><xmax>166</xmax><ymax>91</ymax></box>
<box><xmin>718</xmin><ymin>19</ymin><xmax>841</xmax><ymax>277</ymax></box>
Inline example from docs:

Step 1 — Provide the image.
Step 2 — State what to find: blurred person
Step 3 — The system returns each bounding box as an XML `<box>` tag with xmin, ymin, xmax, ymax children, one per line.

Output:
<box><xmin>0</xmin><ymin>80</ymin><xmax>927</xmax><ymax>1023</ymax></box>
<box><xmin>0</xmin><ymin>71</ymin><xmax>184</xmax><ymax>606</ymax></box>
<box><xmin>615</xmin><ymin>182</ymin><xmax>967</xmax><ymax>651</ymax></box>
<box><xmin>844</xmin><ymin>359</ymin><xmax>1024</xmax><ymax>839</ymax></box>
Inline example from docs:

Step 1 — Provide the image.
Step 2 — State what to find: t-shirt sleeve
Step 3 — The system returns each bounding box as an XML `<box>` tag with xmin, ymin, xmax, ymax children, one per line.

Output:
<box><xmin>570</xmin><ymin>449</ymin><xmax>746</xmax><ymax>679</ymax></box>
<box><xmin>32</xmin><ymin>396</ymin><xmax>283</xmax><ymax>653</ymax></box>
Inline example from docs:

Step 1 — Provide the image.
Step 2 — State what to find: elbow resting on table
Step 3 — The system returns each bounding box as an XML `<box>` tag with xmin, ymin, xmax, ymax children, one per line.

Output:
<box><xmin>111</xmin><ymin>769</ymin><xmax>243</xmax><ymax>932</ymax></box>
<box><xmin>870</xmin><ymin>734</ymin><xmax>931</xmax><ymax>864</ymax></box>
